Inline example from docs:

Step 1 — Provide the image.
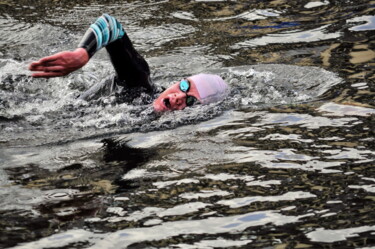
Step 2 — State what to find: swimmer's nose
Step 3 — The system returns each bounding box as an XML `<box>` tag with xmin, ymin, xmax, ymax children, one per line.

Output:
<box><xmin>169</xmin><ymin>92</ymin><xmax>185</xmax><ymax>107</ymax></box>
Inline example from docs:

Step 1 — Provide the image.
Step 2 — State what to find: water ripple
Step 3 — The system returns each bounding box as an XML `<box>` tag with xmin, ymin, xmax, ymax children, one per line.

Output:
<box><xmin>12</xmin><ymin>210</ymin><xmax>302</xmax><ymax>249</ymax></box>
<box><xmin>217</xmin><ymin>191</ymin><xmax>316</xmax><ymax>208</ymax></box>
<box><xmin>347</xmin><ymin>15</ymin><xmax>375</xmax><ymax>31</ymax></box>
<box><xmin>231</xmin><ymin>25</ymin><xmax>341</xmax><ymax>49</ymax></box>
<box><xmin>307</xmin><ymin>225</ymin><xmax>375</xmax><ymax>243</ymax></box>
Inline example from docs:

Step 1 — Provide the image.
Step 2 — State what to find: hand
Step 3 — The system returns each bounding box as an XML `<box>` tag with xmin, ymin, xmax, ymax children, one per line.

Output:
<box><xmin>29</xmin><ymin>48</ymin><xmax>89</xmax><ymax>78</ymax></box>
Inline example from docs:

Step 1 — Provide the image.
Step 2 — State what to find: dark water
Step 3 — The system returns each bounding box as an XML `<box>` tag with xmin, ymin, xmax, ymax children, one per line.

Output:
<box><xmin>0</xmin><ymin>0</ymin><xmax>374</xmax><ymax>248</ymax></box>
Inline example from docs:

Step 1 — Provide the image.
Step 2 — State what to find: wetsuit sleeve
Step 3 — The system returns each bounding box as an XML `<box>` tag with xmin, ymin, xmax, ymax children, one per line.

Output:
<box><xmin>78</xmin><ymin>14</ymin><xmax>125</xmax><ymax>58</ymax></box>
<box><xmin>78</xmin><ymin>14</ymin><xmax>153</xmax><ymax>92</ymax></box>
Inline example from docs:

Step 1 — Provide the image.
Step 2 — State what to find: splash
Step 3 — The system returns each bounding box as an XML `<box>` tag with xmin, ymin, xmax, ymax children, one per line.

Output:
<box><xmin>0</xmin><ymin>59</ymin><xmax>342</xmax><ymax>146</ymax></box>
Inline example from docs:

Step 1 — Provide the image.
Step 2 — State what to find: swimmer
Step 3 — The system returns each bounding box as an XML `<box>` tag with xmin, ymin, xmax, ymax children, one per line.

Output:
<box><xmin>29</xmin><ymin>14</ymin><xmax>228</xmax><ymax>112</ymax></box>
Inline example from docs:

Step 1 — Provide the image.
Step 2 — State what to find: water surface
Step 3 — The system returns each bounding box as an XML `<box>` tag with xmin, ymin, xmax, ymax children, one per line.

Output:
<box><xmin>0</xmin><ymin>0</ymin><xmax>374</xmax><ymax>248</ymax></box>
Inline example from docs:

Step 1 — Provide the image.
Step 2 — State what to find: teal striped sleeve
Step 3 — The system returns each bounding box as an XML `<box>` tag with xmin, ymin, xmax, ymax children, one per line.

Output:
<box><xmin>78</xmin><ymin>14</ymin><xmax>125</xmax><ymax>58</ymax></box>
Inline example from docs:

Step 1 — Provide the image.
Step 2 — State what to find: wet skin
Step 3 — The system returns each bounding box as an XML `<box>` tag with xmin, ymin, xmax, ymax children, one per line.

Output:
<box><xmin>29</xmin><ymin>48</ymin><xmax>89</xmax><ymax>78</ymax></box>
<box><xmin>152</xmin><ymin>79</ymin><xmax>201</xmax><ymax>112</ymax></box>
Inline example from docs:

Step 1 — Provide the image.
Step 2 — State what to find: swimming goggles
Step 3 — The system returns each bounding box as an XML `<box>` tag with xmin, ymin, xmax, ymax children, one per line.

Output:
<box><xmin>179</xmin><ymin>79</ymin><xmax>197</xmax><ymax>107</ymax></box>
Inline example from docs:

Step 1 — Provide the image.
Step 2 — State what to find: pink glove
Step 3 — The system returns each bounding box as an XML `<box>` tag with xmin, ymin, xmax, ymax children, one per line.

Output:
<box><xmin>29</xmin><ymin>48</ymin><xmax>89</xmax><ymax>78</ymax></box>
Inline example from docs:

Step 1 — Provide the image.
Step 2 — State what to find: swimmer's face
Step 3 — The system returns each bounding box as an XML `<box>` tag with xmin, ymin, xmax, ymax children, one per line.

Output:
<box><xmin>153</xmin><ymin>79</ymin><xmax>200</xmax><ymax>112</ymax></box>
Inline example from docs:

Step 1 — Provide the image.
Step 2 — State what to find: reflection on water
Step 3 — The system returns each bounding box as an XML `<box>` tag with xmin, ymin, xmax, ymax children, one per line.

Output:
<box><xmin>12</xmin><ymin>210</ymin><xmax>302</xmax><ymax>249</ymax></box>
<box><xmin>307</xmin><ymin>225</ymin><xmax>375</xmax><ymax>243</ymax></box>
<box><xmin>1</xmin><ymin>0</ymin><xmax>375</xmax><ymax>248</ymax></box>
<box><xmin>348</xmin><ymin>15</ymin><xmax>375</xmax><ymax>31</ymax></box>
<box><xmin>231</xmin><ymin>24</ymin><xmax>341</xmax><ymax>49</ymax></box>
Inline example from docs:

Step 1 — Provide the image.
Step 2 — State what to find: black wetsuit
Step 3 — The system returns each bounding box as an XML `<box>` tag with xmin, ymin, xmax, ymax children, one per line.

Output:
<box><xmin>77</xmin><ymin>14</ymin><xmax>155</xmax><ymax>101</ymax></box>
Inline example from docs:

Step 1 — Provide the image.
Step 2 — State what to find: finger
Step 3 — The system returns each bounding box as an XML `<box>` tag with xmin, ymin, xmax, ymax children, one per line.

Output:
<box><xmin>29</xmin><ymin>65</ymin><xmax>46</xmax><ymax>71</ymax></box>
<box><xmin>31</xmin><ymin>72</ymin><xmax>67</xmax><ymax>78</ymax></box>
<box><xmin>38</xmin><ymin>54</ymin><xmax>62</xmax><ymax>64</ymax></box>
<box><xmin>29</xmin><ymin>61</ymin><xmax>44</xmax><ymax>69</ymax></box>
<box><xmin>44</xmin><ymin>66</ymin><xmax>66</xmax><ymax>72</ymax></box>
<box><xmin>29</xmin><ymin>59</ymin><xmax>59</xmax><ymax>69</ymax></box>
<box><xmin>29</xmin><ymin>65</ymin><xmax>65</xmax><ymax>72</ymax></box>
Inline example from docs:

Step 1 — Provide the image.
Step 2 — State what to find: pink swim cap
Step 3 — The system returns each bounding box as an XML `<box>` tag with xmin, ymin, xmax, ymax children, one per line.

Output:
<box><xmin>188</xmin><ymin>74</ymin><xmax>229</xmax><ymax>105</ymax></box>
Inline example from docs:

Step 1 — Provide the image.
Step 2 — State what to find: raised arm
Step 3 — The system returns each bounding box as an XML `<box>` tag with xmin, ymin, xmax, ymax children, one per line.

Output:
<box><xmin>29</xmin><ymin>14</ymin><xmax>153</xmax><ymax>92</ymax></box>
<box><xmin>29</xmin><ymin>14</ymin><xmax>123</xmax><ymax>78</ymax></box>
<box><xmin>79</xmin><ymin>14</ymin><xmax>153</xmax><ymax>90</ymax></box>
